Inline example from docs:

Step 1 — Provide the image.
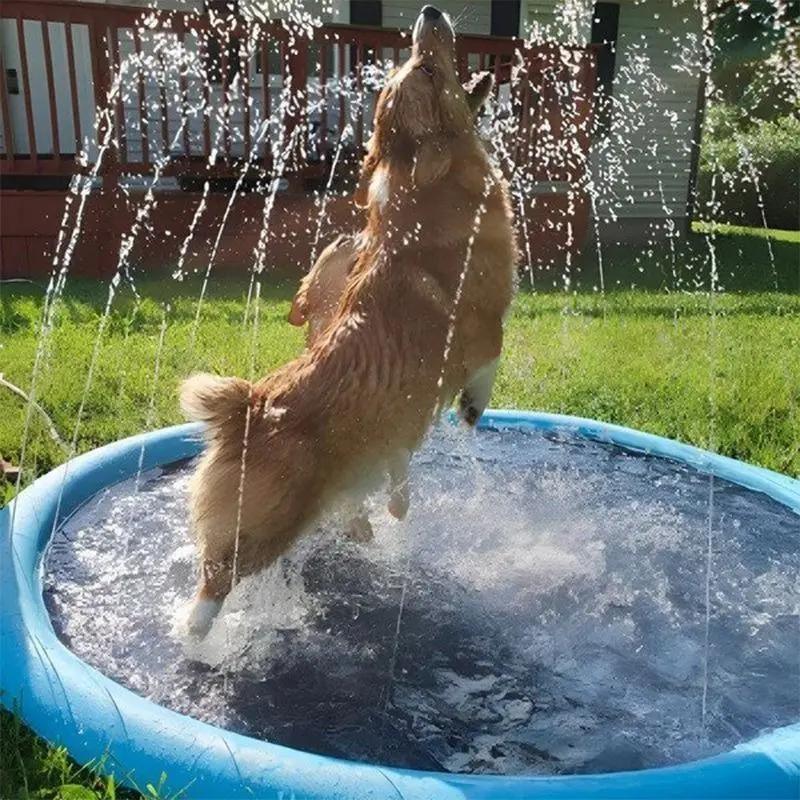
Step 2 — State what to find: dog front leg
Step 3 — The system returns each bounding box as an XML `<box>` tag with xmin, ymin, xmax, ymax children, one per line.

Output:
<box><xmin>387</xmin><ymin>448</ymin><xmax>410</xmax><ymax>520</ymax></box>
<box><xmin>187</xmin><ymin>556</ymin><xmax>234</xmax><ymax>637</ymax></box>
<box><xmin>458</xmin><ymin>357</ymin><xmax>499</xmax><ymax>426</ymax></box>
<box><xmin>458</xmin><ymin>318</ymin><xmax>503</xmax><ymax>426</ymax></box>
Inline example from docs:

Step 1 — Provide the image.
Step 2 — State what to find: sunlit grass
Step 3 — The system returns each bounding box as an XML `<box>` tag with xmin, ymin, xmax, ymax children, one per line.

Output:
<box><xmin>0</xmin><ymin>707</ymin><xmax>185</xmax><ymax>799</ymax></box>
<box><xmin>2</xmin><ymin>275</ymin><xmax>799</xmax><ymax>501</ymax></box>
<box><xmin>692</xmin><ymin>220</ymin><xmax>800</xmax><ymax>244</ymax></box>
<box><xmin>1</xmin><ymin>227</ymin><xmax>799</xmax><ymax>796</ymax></box>
<box><xmin>498</xmin><ymin>290</ymin><xmax>800</xmax><ymax>476</ymax></box>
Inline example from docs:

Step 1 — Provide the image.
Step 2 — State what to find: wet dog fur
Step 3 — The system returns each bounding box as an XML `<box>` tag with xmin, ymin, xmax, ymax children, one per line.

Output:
<box><xmin>288</xmin><ymin>71</ymin><xmax>495</xmax><ymax>348</ymax></box>
<box><xmin>181</xmin><ymin>7</ymin><xmax>517</xmax><ymax>636</ymax></box>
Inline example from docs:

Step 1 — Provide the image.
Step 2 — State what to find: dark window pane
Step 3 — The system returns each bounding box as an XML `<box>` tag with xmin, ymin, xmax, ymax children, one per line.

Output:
<box><xmin>491</xmin><ymin>0</ymin><xmax>521</xmax><ymax>37</ymax></box>
<box><xmin>350</xmin><ymin>1</ymin><xmax>382</xmax><ymax>27</ymax></box>
<box><xmin>591</xmin><ymin>2</ymin><xmax>620</xmax><ymax>134</ymax></box>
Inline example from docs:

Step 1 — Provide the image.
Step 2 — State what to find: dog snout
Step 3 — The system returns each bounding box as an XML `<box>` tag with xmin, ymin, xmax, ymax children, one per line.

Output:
<box><xmin>413</xmin><ymin>4</ymin><xmax>455</xmax><ymax>49</ymax></box>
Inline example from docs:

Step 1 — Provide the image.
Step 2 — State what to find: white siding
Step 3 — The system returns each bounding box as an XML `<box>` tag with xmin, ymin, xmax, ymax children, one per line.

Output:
<box><xmin>0</xmin><ymin>19</ymin><xmax>95</xmax><ymax>157</ymax></box>
<box><xmin>593</xmin><ymin>0</ymin><xmax>701</xmax><ymax>220</ymax></box>
<box><xmin>75</xmin><ymin>0</ymin><xmax>334</xmax><ymax>17</ymax></box>
<box><xmin>0</xmin><ymin>19</ymin><xmax>30</xmax><ymax>155</ymax></box>
<box><xmin>524</xmin><ymin>0</ymin><xmax>593</xmax><ymax>44</ymax></box>
<box><xmin>523</xmin><ymin>0</ymin><xmax>702</xmax><ymax>220</ymax></box>
<box><xmin>75</xmin><ymin>0</ymin><xmax>201</xmax><ymax>9</ymax></box>
<box><xmin>382</xmin><ymin>1</ymin><xmax>492</xmax><ymax>35</ymax></box>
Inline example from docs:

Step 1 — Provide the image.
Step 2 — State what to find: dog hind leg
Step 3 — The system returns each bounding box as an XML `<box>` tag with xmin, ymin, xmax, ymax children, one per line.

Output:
<box><xmin>387</xmin><ymin>448</ymin><xmax>410</xmax><ymax>520</ymax></box>
<box><xmin>185</xmin><ymin>434</ymin><xmax>319</xmax><ymax>637</ymax></box>
<box><xmin>346</xmin><ymin>507</ymin><xmax>374</xmax><ymax>543</ymax></box>
<box><xmin>187</xmin><ymin>556</ymin><xmax>234</xmax><ymax>636</ymax></box>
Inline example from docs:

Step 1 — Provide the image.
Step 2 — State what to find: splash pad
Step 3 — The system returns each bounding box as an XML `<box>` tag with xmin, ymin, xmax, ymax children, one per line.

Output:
<box><xmin>2</xmin><ymin>411</ymin><xmax>798</xmax><ymax>799</ymax></box>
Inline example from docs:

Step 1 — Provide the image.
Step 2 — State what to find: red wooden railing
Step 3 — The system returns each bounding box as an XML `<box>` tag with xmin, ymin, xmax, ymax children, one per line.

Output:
<box><xmin>0</xmin><ymin>0</ymin><xmax>597</xmax><ymax>187</ymax></box>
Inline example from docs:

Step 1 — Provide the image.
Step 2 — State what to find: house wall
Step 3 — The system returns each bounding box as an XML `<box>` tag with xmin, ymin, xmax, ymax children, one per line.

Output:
<box><xmin>600</xmin><ymin>0</ymin><xmax>701</xmax><ymax>229</ymax></box>
<box><xmin>1</xmin><ymin>0</ymin><xmax>704</xmax><ymax>244</ymax></box>
<box><xmin>0</xmin><ymin>19</ymin><xmax>96</xmax><ymax>157</ymax></box>
<box><xmin>1</xmin><ymin>185</ymin><xmax>586</xmax><ymax>277</ymax></box>
<box><xmin>74</xmin><ymin>0</ymin><xmax>200</xmax><ymax>9</ymax></box>
<box><xmin>0</xmin><ymin>3</ymin><xmax>361</xmax><ymax>161</ymax></box>
<box><xmin>524</xmin><ymin>0</ymin><xmax>593</xmax><ymax>44</ymax></box>
<box><xmin>524</xmin><ymin>0</ymin><xmax>702</xmax><ymax>231</ymax></box>
<box><xmin>381</xmin><ymin>1</ymin><xmax>492</xmax><ymax>35</ymax></box>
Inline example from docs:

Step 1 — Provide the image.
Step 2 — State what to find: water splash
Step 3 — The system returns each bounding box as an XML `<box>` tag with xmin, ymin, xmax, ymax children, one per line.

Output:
<box><xmin>43</xmin><ymin>428</ymin><xmax>800</xmax><ymax>775</ymax></box>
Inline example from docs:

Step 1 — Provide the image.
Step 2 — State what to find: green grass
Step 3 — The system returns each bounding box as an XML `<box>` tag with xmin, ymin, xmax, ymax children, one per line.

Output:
<box><xmin>1</xmin><ymin>708</ymin><xmax>119</xmax><ymax>800</ymax></box>
<box><xmin>2</xmin><ymin>231</ymin><xmax>799</xmax><ymax>499</ymax></box>
<box><xmin>1</xmin><ymin>225</ymin><xmax>799</xmax><ymax>796</ymax></box>
<box><xmin>499</xmin><ymin>290</ymin><xmax>800</xmax><ymax>475</ymax></box>
<box><xmin>692</xmin><ymin>220</ymin><xmax>800</xmax><ymax>243</ymax></box>
<box><xmin>0</xmin><ymin>707</ymin><xmax>183</xmax><ymax>799</ymax></box>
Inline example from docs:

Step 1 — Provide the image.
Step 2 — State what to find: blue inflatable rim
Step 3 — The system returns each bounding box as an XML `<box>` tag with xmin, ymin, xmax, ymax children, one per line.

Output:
<box><xmin>1</xmin><ymin>410</ymin><xmax>799</xmax><ymax>800</ymax></box>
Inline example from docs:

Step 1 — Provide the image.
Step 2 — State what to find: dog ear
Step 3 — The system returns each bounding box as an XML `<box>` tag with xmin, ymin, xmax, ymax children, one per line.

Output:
<box><xmin>354</xmin><ymin>149</ymin><xmax>379</xmax><ymax>208</ymax></box>
<box><xmin>465</xmin><ymin>72</ymin><xmax>494</xmax><ymax>118</ymax></box>
<box><xmin>355</xmin><ymin>78</ymin><xmax>398</xmax><ymax>208</ymax></box>
<box><xmin>413</xmin><ymin>138</ymin><xmax>452</xmax><ymax>188</ymax></box>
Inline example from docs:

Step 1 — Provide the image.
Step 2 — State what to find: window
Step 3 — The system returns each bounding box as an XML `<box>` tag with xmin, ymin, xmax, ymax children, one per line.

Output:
<box><xmin>6</xmin><ymin>68</ymin><xmax>19</xmax><ymax>95</ymax></box>
<box><xmin>350</xmin><ymin>0</ymin><xmax>382</xmax><ymax>27</ymax></box>
<box><xmin>491</xmin><ymin>0</ymin><xmax>521</xmax><ymax>37</ymax></box>
<box><xmin>349</xmin><ymin>2</ymin><xmax>382</xmax><ymax>72</ymax></box>
<box><xmin>591</xmin><ymin>2</ymin><xmax>620</xmax><ymax>133</ymax></box>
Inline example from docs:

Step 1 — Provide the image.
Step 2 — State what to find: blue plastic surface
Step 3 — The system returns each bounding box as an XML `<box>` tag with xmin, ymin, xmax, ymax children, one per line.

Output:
<box><xmin>1</xmin><ymin>411</ymin><xmax>798</xmax><ymax>799</ymax></box>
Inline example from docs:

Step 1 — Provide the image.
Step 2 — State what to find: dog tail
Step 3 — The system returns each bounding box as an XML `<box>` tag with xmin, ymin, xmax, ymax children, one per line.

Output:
<box><xmin>180</xmin><ymin>373</ymin><xmax>252</xmax><ymax>437</ymax></box>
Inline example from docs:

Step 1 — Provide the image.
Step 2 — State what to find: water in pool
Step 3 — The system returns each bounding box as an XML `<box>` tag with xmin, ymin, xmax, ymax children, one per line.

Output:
<box><xmin>44</xmin><ymin>425</ymin><xmax>799</xmax><ymax>775</ymax></box>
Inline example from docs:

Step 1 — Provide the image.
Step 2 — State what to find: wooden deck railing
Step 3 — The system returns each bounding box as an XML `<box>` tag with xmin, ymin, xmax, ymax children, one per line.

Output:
<box><xmin>0</xmin><ymin>0</ymin><xmax>597</xmax><ymax>186</ymax></box>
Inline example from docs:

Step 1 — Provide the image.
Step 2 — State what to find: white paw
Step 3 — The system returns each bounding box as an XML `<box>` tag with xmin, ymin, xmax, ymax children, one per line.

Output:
<box><xmin>186</xmin><ymin>597</ymin><xmax>222</xmax><ymax>638</ymax></box>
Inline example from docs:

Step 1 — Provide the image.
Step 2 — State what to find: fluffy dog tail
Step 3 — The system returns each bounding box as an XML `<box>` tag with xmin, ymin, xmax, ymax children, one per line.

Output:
<box><xmin>180</xmin><ymin>373</ymin><xmax>252</xmax><ymax>437</ymax></box>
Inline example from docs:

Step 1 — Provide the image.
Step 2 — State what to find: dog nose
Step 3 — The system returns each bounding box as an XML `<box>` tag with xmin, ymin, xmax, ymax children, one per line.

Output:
<box><xmin>422</xmin><ymin>5</ymin><xmax>442</xmax><ymax>20</ymax></box>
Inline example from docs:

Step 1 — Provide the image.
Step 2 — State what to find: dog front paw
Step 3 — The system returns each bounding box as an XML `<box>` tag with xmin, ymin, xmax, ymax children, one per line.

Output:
<box><xmin>458</xmin><ymin>391</ymin><xmax>481</xmax><ymax>426</ymax></box>
<box><xmin>187</xmin><ymin>596</ymin><xmax>222</xmax><ymax>639</ymax></box>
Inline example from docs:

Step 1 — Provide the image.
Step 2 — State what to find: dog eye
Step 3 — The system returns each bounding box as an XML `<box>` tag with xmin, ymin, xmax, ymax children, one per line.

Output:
<box><xmin>418</xmin><ymin>64</ymin><xmax>434</xmax><ymax>77</ymax></box>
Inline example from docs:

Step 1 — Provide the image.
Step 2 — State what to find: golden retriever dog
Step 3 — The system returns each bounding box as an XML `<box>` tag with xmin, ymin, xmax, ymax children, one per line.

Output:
<box><xmin>282</xmin><ymin>54</ymin><xmax>499</xmax><ymax>538</ymax></box>
<box><xmin>181</xmin><ymin>4</ymin><xmax>517</xmax><ymax>636</ymax></box>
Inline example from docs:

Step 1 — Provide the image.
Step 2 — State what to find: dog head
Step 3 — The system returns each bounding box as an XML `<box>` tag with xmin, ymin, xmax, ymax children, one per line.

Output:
<box><xmin>354</xmin><ymin>5</ymin><xmax>480</xmax><ymax>206</ymax></box>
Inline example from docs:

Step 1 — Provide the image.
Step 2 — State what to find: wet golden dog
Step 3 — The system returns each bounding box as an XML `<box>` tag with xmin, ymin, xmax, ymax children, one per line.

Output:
<box><xmin>181</xmin><ymin>5</ymin><xmax>517</xmax><ymax>635</ymax></box>
<box><xmin>285</xmin><ymin>73</ymin><xmax>495</xmax><ymax>535</ymax></box>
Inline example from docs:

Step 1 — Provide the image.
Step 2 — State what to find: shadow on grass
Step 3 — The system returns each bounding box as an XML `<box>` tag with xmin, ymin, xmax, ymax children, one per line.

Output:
<box><xmin>526</xmin><ymin>232</ymin><xmax>799</xmax><ymax>295</ymax></box>
<box><xmin>1</xmin><ymin>276</ymin><xmax>299</xmax><ymax>333</ymax></box>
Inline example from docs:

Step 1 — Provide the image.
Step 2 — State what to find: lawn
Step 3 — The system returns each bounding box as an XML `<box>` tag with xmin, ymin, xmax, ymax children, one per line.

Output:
<box><xmin>691</xmin><ymin>221</ymin><xmax>800</xmax><ymax>244</ymax></box>
<box><xmin>1</xmin><ymin>225</ymin><xmax>799</xmax><ymax>798</ymax></box>
<box><xmin>2</xmin><ymin>227</ymin><xmax>799</xmax><ymax>503</ymax></box>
